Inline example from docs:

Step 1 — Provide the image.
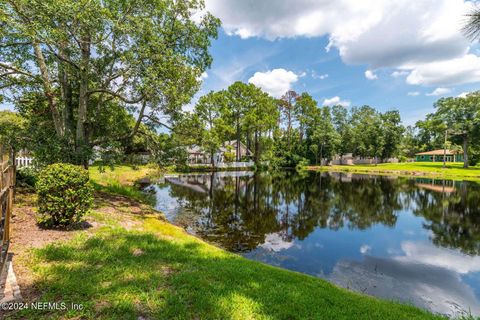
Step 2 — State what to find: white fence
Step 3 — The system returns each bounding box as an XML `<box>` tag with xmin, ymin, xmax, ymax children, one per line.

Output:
<box><xmin>15</xmin><ymin>156</ymin><xmax>34</xmax><ymax>168</ymax></box>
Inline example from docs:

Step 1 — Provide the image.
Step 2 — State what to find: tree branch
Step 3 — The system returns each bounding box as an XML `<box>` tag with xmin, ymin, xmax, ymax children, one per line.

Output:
<box><xmin>87</xmin><ymin>88</ymin><xmax>144</xmax><ymax>104</ymax></box>
<box><xmin>0</xmin><ymin>62</ymin><xmax>36</xmax><ymax>79</ymax></box>
<box><xmin>142</xmin><ymin>114</ymin><xmax>172</xmax><ymax>130</ymax></box>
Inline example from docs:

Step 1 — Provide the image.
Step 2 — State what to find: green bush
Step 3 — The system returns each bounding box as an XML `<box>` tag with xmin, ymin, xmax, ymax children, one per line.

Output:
<box><xmin>36</xmin><ymin>163</ymin><xmax>93</xmax><ymax>227</ymax></box>
<box><xmin>16</xmin><ymin>166</ymin><xmax>39</xmax><ymax>188</ymax></box>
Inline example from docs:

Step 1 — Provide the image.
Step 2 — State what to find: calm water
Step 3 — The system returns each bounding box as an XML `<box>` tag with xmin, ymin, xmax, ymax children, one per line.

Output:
<box><xmin>147</xmin><ymin>171</ymin><xmax>480</xmax><ymax>317</ymax></box>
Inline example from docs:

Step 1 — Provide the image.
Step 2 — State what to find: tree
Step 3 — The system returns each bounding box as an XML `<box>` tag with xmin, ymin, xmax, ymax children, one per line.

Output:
<box><xmin>195</xmin><ymin>91</ymin><xmax>228</xmax><ymax>165</ymax></box>
<box><xmin>310</xmin><ymin>107</ymin><xmax>340</xmax><ymax>165</ymax></box>
<box><xmin>279</xmin><ymin>90</ymin><xmax>299</xmax><ymax>144</ymax></box>
<box><xmin>332</xmin><ymin>105</ymin><xmax>353</xmax><ymax>162</ymax></box>
<box><xmin>351</xmin><ymin>106</ymin><xmax>384</xmax><ymax>164</ymax></box>
<box><xmin>381</xmin><ymin>110</ymin><xmax>404</xmax><ymax>160</ymax></box>
<box><xmin>0</xmin><ymin>0</ymin><xmax>220</xmax><ymax>167</ymax></box>
<box><xmin>0</xmin><ymin>111</ymin><xmax>26</xmax><ymax>155</ymax></box>
<box><xmin>242</xmin><ymin>86</ymin><xmax>278</xmax><ymax>164</ymax></box>
<box><xmin>295</xmin><ymin>93</ymin><xmax>317</xmax><ymax>143</ymax></box>
<box><xmin>225</xmin><ymin>82</ymin><xmax>250</xmax><ymax>161</ymax></box>
<box><xmin>431</xmin><ymin>93</ymin><xmax>480</xmax><ymax>168</ymax></box>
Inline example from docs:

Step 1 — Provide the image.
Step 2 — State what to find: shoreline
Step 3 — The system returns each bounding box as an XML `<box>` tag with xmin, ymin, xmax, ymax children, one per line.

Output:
<box><xmin>305</xmin><ymin>163</ymin><xmax>480</xmax><ymax>182</ymax></box>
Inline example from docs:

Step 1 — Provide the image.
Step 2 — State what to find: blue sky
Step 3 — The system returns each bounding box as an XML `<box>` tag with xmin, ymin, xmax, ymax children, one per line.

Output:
<box><xmin>202</xmin><ymin>31</ymin><xmax>480</xmax><ymax>126</ymax></box>
<box><xmin>196</xmin><ymin>0</ymin><xmax>480</xmax><ymax>126</ymax></box>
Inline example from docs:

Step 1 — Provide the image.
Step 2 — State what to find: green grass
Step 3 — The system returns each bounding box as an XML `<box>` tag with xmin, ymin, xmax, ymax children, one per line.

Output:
<box><xmin>88</xmin><ymin>165</ymin><xmax>158</xmax><ymax>205</ymax></box>
<box><xmin>12</xmin><ymin>219</ymin><xmax>441</xmax><ymax>320</ymax></box>
<box><xmin>309</xmin><ymin>162</ymin><xmax>480</xmax><ymax>181</ymax></box>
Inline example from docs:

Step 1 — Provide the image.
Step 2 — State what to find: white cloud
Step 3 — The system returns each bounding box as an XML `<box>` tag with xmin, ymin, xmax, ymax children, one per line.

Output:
<box><xmin>365</xmin><ymin>69</ymin><xmax>378</xmax><ymax>80</ymax></box>
<box><xmin>206</xmin><ymin>0</ymin><xmax>471</xmax><ymax>65</ymax></box>
<box><xmin>312</xmin><ymin>71</ymin><xmax>329</xmax><ymax>80</ymax></box>
<box><xmin>391</xmin><ymin>70</ymin><xmax>409</xmax><ymax>78</ymax></box>
<box><xmin>248</xmin><ymin>68</ymin><xmax>299</xmax><ymax>98</ymax></box>
<box><xmin>204</xmin><ymin>0</ymin><xmax>480</xmax><ymax>87</ymax></box>
<box><xmin>407</xmin><ymin>91</ymin><xmax>420</xmax><ymax>96</ymax></box>
<box><xmin>360</xmin><ymin>244</ymin><xmax>371</xmax><ymax>254</ymax></box>
<box><xmin>396</xmin><ymin>241</ymin><xmax>480</xmax><ymax>274</ymax></box>
<box><xmin>457</xmin><ymin>91</ymin><xmax>470</xmax><ymax>98</ymax></box>
<box><xmin>196</xmin><ymin>71</ymin><xmax>209</xmax><ymax>81</ymax></box>
<box><xmin>323</xmin><ymin>96</ymin><xmax>351</xmax><ymax>107</ymax></box>
<box><xmin>406</xmin><ymin>54</ymin><xmax>480</xmax><ymax>86</ymax></box>
<box><xmin>426</xmin><ymin>87</ymin><xmax>452</xmax><ymax>96</ymax></box>
<box><xmin>259</xmin><ymin>233</ymin><xmax>294</xmax><ymax>252</ymax></box>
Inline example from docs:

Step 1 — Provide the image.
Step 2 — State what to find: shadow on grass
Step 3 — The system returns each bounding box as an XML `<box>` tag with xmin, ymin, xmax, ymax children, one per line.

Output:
<box><xmin>10</xmin><ymin>229</ymin><xmax>440</xmax><ymax>320</ymax></box>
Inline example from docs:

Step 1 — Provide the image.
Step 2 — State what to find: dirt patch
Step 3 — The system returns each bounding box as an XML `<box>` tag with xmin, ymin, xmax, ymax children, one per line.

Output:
<box><xmin>9</xmin><ymin>190</ymin><xmax>85</xmax><ymax>301</ymax></box>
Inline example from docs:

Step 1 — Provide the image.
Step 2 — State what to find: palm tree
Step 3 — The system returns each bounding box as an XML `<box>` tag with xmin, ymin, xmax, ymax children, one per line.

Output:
<box><xmin>463</xmin><ymin>6</ymin><xmax>480</xmax><ymax>40</ymax></box>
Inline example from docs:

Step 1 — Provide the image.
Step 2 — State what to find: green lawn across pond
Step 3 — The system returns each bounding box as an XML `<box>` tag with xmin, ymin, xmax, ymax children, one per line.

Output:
<box><xmin>309</xmin><ymin>162</ymin><xmax>480</xmax><ymax>181</ymax></box>
<box><xmin>11</xmin><ymin>165</ymin><xmax>444</xmax><ymax>319</ymax></box>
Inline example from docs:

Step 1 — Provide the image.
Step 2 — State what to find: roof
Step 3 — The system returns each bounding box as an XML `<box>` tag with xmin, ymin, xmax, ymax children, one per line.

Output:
<box><xmin>415</xmin><ymin>149</ymin><xmax>460</xmax><ymax>156</ymax></box>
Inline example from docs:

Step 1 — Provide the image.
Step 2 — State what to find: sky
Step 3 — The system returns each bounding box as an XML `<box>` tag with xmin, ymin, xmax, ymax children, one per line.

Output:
<box><xmin>195</xmin><ymin>0</ymin><xmax>480</xmax><ymax>125</ymax></box>
<box><xmin>2</xmin><ymin>0</ymin><xmax>480</xmax><ymax>126</ymax></box>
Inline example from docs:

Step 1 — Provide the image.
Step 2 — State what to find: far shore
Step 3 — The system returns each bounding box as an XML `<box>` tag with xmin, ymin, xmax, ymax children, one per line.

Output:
<box><xmin>306</xmin><ymin>162</ymin><xmax>480</xmax><ymax>182</ymax></box>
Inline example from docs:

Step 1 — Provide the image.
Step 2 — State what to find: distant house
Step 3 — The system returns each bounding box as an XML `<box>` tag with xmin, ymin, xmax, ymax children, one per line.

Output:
<box><xmin>331</xmin><ymin>153</ymin><xmax>398</xmax><ymax>165</ymax></box>
<box><xmin>187</xmin><ymin>140</ymin><xmax>252</xmax><ymax>165</ymax></box>
<box><xmin>415</xmin><ymin>149</ymin><xmax>463</xmax><ymax>162</ymax></box>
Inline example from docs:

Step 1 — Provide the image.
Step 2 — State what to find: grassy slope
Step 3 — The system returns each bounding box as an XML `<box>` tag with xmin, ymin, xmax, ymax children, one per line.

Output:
<box><xmin>308</xmin><ymin>162</ymin><xmax>480</xmax><ymax>181</ymax></box>
<box><xmin>89</xmin><ymin>165</ymin><xmax>158</xmax><ymax>204</ymax></box>
<box><xmin>11</xmin><ymin>166</ymin><xmax>441</xmax><ymax>320</ymax></box>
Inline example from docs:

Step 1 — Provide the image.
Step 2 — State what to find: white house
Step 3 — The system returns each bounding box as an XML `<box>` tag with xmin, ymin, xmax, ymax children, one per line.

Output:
<box><xmin>187</xmin><ymin>140</ymin><xmax>253</xmax><ymax>166</ymax></box>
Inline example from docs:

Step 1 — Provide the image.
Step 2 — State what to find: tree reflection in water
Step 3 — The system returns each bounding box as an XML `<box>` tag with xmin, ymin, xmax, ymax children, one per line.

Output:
<box><xmin>156</xmin><ymin>172</ymin><xmax>480</xmax><ymax>256</ymax></box>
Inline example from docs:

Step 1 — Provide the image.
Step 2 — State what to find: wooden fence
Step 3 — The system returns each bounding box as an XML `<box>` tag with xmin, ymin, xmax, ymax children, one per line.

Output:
<box><xmin>0</xmin><ymin>145</ymin><xmax>15</xmax><ymax>275</ymax></box>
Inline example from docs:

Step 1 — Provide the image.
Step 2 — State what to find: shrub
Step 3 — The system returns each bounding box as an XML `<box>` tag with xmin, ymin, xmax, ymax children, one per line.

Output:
<box><xmin>16</xmin><ymin>166</ymin><xmax>39</xmax><ymax>188</ymax></box>
<box><xmin>223</xmin><ymin>151</ymin><xmax>235</xmax><ymax>163</ymax></box>
<box><xmin>36</xmin><ymin>163</ymin><xmax>93</xmax><ymax>227</ymax></box>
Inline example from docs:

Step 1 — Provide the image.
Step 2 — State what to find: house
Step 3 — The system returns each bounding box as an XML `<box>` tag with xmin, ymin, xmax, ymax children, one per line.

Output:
<box><xmin>331</xmin><ymin>153</ymin><xmax>398</xmax><ymax>165</ymax></box>
<box><xmin>415</xmin><ymin>149</ymin><xmax>463</xmax><ymax>162</ymax></box>
<box><xmin>186</xmin><ymin>140</ymin><xmax>252</xmax><ymax>165</ymax></box>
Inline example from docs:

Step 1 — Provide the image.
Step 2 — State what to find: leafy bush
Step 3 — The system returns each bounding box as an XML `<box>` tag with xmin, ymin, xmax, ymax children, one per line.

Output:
<box><xmin>36</xmin><ymin>163</ymin><xmax>93</xmax><ymax>227</ymax></box>
<box><xmin>223</xmin><ymin>151</ymin><xmax>235</xmax><ymax>163</ymax></box>
<box><xmin>16</xmin><ymin>166</ymin><xmax>39</xmax><ymax>188</ymax></box>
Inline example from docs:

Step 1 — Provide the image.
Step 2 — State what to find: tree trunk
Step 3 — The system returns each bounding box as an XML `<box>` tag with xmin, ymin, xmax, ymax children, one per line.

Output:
<box><xmin>236</xmin><ymin>111</ymin><xmax>240</xmax><ymax>162</ymax></box>
<box><xmin>463</xmin><ymin>135</ymin><xmax>469</xmax><ymax>168</ymax></box>
<box><xmin>254</xmin><ymin>130</ymin><xmax>259</xmax><ymax>164</ymax></box>
<box><xmin>210</xmin><ymin>151</ymin><xmax>215</xmax><ymax>167</ymax></box>
<box><xmin>319</xmin><ymin>143</ymin><xmax>323</xmax><ymax>167</ymax></box>
<box><xmin>33</xmin><ymin>42</ymin><xmax>64</xmax><ymax>137</ymax></box>
<box><xmin>58</xmin><ymin>43</ymin><xmax>74</xmax><ymax>142</ymax></box>
<box><xmin>76</xmin><ymin>36</ymin><xmax>91</xmax><ymax>168</ymax></box>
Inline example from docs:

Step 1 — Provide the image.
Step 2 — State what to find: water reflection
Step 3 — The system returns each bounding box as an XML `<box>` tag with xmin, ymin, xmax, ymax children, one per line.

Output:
<box><xmin>149</xmin><ymin>171</ymin><xmax>480</xmax><ymax>317</ymax></box>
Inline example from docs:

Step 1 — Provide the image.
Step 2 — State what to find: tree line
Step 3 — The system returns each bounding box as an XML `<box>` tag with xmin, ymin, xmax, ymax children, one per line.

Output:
<box><xmin>169</xmin><ymin>82</ymin><xmax>405</xmax><ymax>168</ymax></box>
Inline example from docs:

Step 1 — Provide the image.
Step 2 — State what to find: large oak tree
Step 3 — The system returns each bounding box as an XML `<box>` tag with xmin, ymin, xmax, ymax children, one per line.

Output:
<box><xmin>0</xmin><ymin>0</ymin><xmax>220</xmax><ymax>166</ymax></box>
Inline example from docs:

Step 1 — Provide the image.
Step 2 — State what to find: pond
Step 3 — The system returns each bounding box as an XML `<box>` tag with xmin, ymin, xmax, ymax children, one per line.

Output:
<box><xmin>146</xmin><ymin>171</ymin><xmax>480</xmax><ymax>317</ymax></box>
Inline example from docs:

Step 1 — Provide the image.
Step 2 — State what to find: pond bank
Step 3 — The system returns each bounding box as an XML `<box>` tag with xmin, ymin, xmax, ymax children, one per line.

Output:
<box><xmin>306</xmin><ymin>162</ymin><xmax>480</xmax><ymax>182</ymax></box>
<box><xmin>7</xmin><ymin>166</ymin><xmax>442</xmax><ymax>319</ymax></box>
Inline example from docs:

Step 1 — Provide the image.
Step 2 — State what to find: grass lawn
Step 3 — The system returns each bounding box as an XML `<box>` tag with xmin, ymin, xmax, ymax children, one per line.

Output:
<box><xmin>308</xmin><ymin>162</ymin><xmax>480</xmax><ymax>182</ymax></box>
<box><xmin>8</xmin><ymin>166</ymin><xmax>444</xmax><ymax>319</ymax></box>
<box><xmin>88</xmin><ymin>164</ymin><xmax>160</xmax><ymax>205</ymax></box>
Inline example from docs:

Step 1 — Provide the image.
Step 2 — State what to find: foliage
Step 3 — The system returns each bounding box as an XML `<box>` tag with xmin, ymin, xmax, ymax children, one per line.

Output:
<box><xmin>36</xmin><ymin>163</ymin><xmax>93</xmax><ymax>227</ymax></box>
<box><xmin>435</xmin><ymin>92</ymin><xmax>480</xmax><ymax>168</ymax></box>
<box><xmin>223</xmin><ymin>150</ymin><xmax>235</xmax><ymax>163</ymax></box>
<box><xmin>0</xmin><ymin>110</ymin><xmax>26</xmax><ymax>151</ymax></box>
<box><xmin>16</xmin><ymin>166</ymin><xmax>39</xmax><ymax>188</ymax></box>
<box><xmin>0</xmin><ymin>0</ymin><xmax>220</xmax><ymax>166</ymax></box>
<box><xmin>150</xmin><ymin>133</ymin><xmax>188</xmax><ymax>168</ymax></box>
